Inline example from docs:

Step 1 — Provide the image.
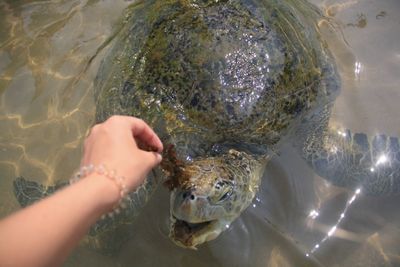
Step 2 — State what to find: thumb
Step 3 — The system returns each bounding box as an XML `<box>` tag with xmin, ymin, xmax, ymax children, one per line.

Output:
<box><xmin>140</xmin><ymin>150</ymin><xmax>163</xmax><ymax>171</ymax></box>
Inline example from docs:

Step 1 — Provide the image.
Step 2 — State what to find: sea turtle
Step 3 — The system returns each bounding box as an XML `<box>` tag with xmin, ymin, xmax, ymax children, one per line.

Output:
<box><xmin>13</xmin><ymin>0</ymin><xmax>400</xmax><ymax>251</ymax></box>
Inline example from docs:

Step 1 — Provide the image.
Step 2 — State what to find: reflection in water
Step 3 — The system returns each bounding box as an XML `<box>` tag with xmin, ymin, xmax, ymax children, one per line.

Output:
<box><xmin>370</xmin><ymin>153</ymin><xmax>389</xmax><ymax>173</ymax></box>
<box><xmin>1</xmin><ymin>0</ymin><xmax>400</xmax><ymax>266</ymax></box>
<box><xmin>308</xmin><ymin>209</ymin><xmax>320</xmax><ymax>219</ymax></box>
<box><xmin>306</xmin><ymin>187</ymin><xmax>362</xmax><ymax>257</ymax></box>
<box><xmin>354</xmin><ymin>61</ymin><xmax>362</xmax><ymax>80</ymax></box>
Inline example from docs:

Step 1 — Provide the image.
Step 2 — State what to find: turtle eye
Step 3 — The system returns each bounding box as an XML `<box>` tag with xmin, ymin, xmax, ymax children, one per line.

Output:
<box><xmin>213</xmin><ymin>181</ymin><xmax>233</xmax><ymax>203</ymax></box>
<box><xmin>218</xmin><ymin>188</ymin><xmax>232</xmax><ymax>202</ymax></box>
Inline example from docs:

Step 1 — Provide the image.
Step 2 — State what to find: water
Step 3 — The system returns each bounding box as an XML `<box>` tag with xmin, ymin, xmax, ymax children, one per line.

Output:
<box><xmin>1</xmin><ymin>0</ymin><xmax>400</xmax><ymax>266</ymax></box>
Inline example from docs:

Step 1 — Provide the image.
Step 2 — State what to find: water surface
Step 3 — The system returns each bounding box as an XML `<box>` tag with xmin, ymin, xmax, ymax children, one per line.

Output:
<box><xmin>1</xmin><ymin>0</ymin><xmax>400</xmax><ymax>266</ymax></box>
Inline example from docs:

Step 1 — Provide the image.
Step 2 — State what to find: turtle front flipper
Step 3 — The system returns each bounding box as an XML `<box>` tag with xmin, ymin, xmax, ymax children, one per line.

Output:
<box><xmin>13</xmin><ymin>177</ymin><xmax>68</xmax><ymax>208</ymax></box>
<box><xmin>295</xmin><ymin>106</ymin><xmax>400</xmax><ymax>196</ymax></box>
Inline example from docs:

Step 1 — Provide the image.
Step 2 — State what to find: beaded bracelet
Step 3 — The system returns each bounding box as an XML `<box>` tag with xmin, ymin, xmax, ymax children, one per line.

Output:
<box><xmin>70</xmin><ymin>164</ymin><xmax>130</xmax><ymax>219</ymax></box>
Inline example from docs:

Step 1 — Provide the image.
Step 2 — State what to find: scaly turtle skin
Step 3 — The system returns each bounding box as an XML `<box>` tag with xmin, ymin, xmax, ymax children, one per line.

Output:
<box><xmin>14</xmin><ymin>0</ymin><xmax>400</xmax><ymax>251</ymax></box>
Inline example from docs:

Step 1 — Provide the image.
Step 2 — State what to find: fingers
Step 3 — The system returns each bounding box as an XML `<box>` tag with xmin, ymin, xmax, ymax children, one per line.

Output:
<box><xmin>141</xmin><ymin>150</ymin><xmax>163</xmax><ymax>170</ymax></box>
<box><xmin>127</xmin><ymin>117</ymin><xmax>163</xmax><ymax>153</ymax></box>
<box><xmin>104</xmin><ymin>115</ymin><xmax>164</xmax><ymax>153</ymax></box>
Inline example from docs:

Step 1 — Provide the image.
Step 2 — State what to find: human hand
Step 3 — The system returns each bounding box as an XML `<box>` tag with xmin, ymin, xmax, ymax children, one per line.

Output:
<box><xmin>81</xmin><ymin>115</ymin><xmax>163</xmax><ymax>191</ymax></box>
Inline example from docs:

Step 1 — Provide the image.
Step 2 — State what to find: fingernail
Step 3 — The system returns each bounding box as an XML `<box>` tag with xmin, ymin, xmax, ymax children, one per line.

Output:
<box><xmin>156</xmin><ymin>153</ymin><xmax>163</xmax><ymax>163</ymax></box>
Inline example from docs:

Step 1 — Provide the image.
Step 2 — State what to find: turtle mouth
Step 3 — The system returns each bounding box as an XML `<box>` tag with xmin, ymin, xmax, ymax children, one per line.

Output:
<box><xmin>174</xmin><ymin>216</ymin><xmax>213</xmax><ymax>232</ymax></box>
<box><xmin>170</xmin><ymin>216</ymin><xmax>215</xmax><ymax>248</ymax></box>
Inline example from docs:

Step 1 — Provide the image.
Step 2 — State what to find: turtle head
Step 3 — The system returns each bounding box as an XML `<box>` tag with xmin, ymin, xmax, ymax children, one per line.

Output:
<box><xmin>168</xmin><ymin>149</ymin><xmax>267</xmax><ymax>249</ymax></box>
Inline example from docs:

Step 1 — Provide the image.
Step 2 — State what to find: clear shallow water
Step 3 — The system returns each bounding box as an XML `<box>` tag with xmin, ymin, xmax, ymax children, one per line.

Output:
<box><xmin>1</xmin><ymin>0</ymin><xmax>400</xmax><ymax>266</ymax></box>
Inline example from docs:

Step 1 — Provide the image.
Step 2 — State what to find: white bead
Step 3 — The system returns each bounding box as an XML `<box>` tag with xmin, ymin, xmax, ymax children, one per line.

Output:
<box><xmin>87</xmin><ymin>164</ymin><xmax>94</xmax><ymax>172</ymax></box>
<box><xmin>96</xmin><ymin>164</ymin><xmax>105</xmax><ymax>174</ymax></box>
<box><xmin>81</xmin><ymin>166</ymin><xmax>88</xmax><ymax>176</ymax></box>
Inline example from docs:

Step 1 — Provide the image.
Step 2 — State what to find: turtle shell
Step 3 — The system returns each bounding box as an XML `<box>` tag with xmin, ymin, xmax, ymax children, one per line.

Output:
<box><xmin>95</xmin><ymin>0</ymin><xmax>338</xmax><ymax>156</ymax></box>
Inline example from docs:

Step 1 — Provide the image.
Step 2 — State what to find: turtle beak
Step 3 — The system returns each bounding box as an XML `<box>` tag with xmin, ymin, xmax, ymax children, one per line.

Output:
<box><xmin>171</xmin><ymin>189</ymin><xmax>210</xmax><ymax>223</ymax></box>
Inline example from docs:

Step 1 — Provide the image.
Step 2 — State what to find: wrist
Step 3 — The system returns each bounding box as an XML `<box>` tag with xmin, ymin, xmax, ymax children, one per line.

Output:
<box><xmin>70</xmin><ymin>164</ymin><xmax>130</xmax><ymax>219</ymax></box>
<box><xmin>84</xmin><ymin>173</ymin><xmax>121</xmax><ymax>212</ymax></box>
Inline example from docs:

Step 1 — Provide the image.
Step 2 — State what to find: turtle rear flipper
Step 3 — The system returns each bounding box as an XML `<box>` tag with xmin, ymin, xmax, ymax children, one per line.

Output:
<box><xmin>296</xmin><ymin>106</ymin><xmax>400</xmax><ymax>196</ymax></box>
<box><xmin>13</xmin><ymin>177</ymin><xmax>68</xmax><ymax>208</ymax></box>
